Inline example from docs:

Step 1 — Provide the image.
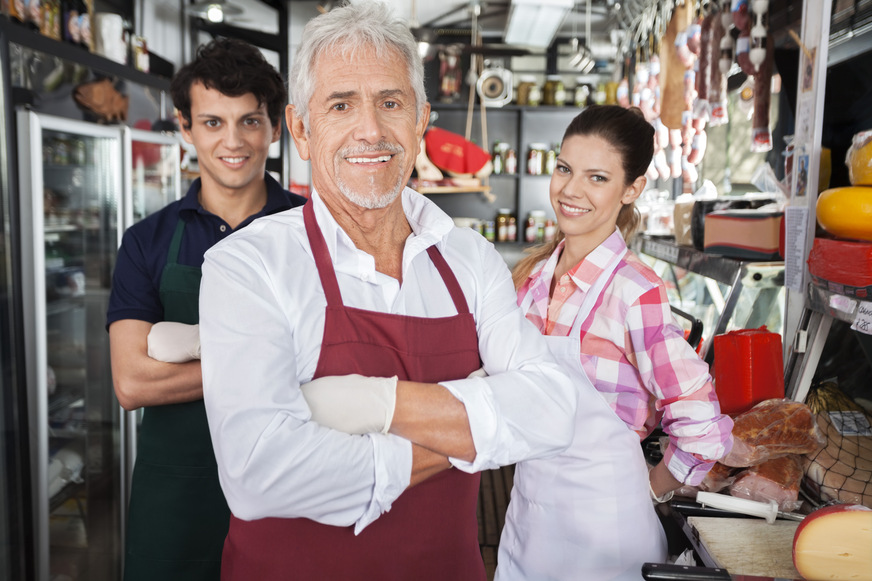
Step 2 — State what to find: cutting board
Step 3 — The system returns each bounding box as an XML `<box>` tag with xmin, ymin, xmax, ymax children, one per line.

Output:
<box><xmin>688</xmin><ymin>516</ymin><xmax>801</xmax><ymax>578</ymax></box>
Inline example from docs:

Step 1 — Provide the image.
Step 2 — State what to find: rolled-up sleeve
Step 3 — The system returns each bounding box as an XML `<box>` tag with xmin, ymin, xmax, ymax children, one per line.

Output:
<box><xmin>440</xmin><ymin>239</ymin><xmax>577</xmax><ymax>472</ymax></box>
<box><xmin>200</xmin><ymin>236</ymin><xmax>411</xmax><ymax>532</ymax></box>
<box><xmin>628</xmin><ymin>286</ymin><xmax>734</xmax><ymax>486</ymax></box>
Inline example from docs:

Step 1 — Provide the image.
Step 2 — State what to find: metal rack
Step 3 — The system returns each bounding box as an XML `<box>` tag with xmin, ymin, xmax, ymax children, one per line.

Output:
<box><xmin>783</xmin><ymin>279</ymin><xmax>868</xmax><ymax>403</ymax></box>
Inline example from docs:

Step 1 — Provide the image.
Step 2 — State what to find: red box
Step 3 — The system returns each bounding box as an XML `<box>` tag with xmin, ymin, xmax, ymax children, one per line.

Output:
<box><xmin>713</xmin><ymin>327</ymin><xmax>785</xmax><ymax>416</ymax></box>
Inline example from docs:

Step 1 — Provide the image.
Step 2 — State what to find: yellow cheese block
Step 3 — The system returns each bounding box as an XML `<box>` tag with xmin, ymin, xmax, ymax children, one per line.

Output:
<box><xmin>847</xmin><ymin>130</ymin><xmax>872</xmax><ymax>186</ymax></box>
<box><xmin>792</xmin><ymin>504</ymin><xmax>872</xmax><ymax>581</ymax></box>
<box><xmin>816</xmin><ymin>186</ymin><xmax>872</xmax><ymax>241</ymax></box>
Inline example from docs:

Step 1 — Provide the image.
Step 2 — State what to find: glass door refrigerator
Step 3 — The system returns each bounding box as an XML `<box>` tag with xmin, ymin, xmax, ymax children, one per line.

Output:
<box><xmin>17</xmin><ymin>110</ymin><xmax>125</xmax><ymax>581</ymax></box>
<box><xmin>119</xmin><ymin>126</ymin><xmax>182</xmax><ymax>529</ymax></box>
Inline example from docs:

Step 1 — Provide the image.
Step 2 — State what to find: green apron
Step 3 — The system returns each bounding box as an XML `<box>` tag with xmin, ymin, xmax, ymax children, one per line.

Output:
<box><xmin>124</xmin><ymin>218</ymin><xmax>230</xmax><ymax>581</ymax></box>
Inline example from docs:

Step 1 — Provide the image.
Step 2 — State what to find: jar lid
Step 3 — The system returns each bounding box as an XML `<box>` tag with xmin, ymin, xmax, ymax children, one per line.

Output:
<box><xmin>498</xmin><ymin>208</ymin><xmax>512</xmax><ymax>214</ymax></box>
<box><xmin>546</xmin><ymin>74</ymin><xmax>562</xmax><ymax>80</ymax></box>
<box><xmin>529</xmin><ymin>142</ymin><xmax>549</xmax><ymax>149</ymax></box>
<box><xmin>530</xmin><ymin>210</ymin><xmax>547</xmax><ymax>216</ymax></box>
<box><xmin>519</xmin><ymin>75</ymin><xmax>537</xmax><ymax>82</ymax></box>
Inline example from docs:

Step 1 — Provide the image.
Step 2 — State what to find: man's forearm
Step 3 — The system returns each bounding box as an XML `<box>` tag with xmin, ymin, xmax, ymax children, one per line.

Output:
<box><xmin>409</xmin><ymin>444</ymin><xmax>452</xmax><ymax>487</ymax></box>
<box><xmin>110</xmin><ymin>319</ymin><xmax>204</xmax><ymax>410</ymax></box>
<box><xmin>389</xmin><ymin>381</ymin><xmax>476</xmax><ymax>462</ymax></box>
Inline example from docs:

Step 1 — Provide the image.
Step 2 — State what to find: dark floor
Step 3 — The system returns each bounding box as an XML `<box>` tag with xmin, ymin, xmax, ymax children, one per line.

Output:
<box><xmin>477</xmin><ymin>465</ymin><xmax>515</xmax><ymax>581</ymax></box>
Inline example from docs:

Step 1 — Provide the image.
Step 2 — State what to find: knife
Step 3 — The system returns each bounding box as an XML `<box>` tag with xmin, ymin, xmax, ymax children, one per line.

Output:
<box><xmin>642</xmin><ymin>562</ymin><xmax>800</xmax><ymax>580</ymax></box>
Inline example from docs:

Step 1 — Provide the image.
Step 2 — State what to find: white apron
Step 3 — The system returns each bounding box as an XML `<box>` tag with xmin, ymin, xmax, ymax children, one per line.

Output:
<box><xmin>496</xmin><ymin>247</ymin><xmax>667</xmax><ymax>581</ymax></box>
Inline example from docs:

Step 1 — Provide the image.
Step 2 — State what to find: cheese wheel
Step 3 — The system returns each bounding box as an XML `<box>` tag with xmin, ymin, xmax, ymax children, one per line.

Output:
<box><xmin>792</xmin><ymin>504</ymin><xmax>872</xmax><ymax>581</ymax></box>
<box><xmin>816</xmin><ymin>186</ymin><xmax>872</xmax><ymax>241</ymax></box>
<box><xmin>847</xmin><ymin>130</ymin><xmax>872</xmax><ymax>186</ymax></box>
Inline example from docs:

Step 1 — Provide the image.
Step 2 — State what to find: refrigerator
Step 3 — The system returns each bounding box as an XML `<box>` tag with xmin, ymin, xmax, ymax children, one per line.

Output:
<box><xmin>3</xmin><ymin>21</ymin><xmax>181</xmax><ymax>580</ymax></box>
<box><xmin>16</xmin><ymin>111</ymin><xmax>180</xmax><ymax>581</ymax></box>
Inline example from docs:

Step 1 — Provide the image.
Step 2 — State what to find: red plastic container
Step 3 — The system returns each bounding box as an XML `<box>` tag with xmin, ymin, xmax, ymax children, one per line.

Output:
<box><xmin>712</xmin><ymin>327</ymin><xmax>785</xmax><ymax>416</ymax></box>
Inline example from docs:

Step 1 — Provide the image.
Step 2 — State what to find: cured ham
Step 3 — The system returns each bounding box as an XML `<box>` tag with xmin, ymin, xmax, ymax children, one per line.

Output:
<box><xmin>721</xmin><ymin>399</ymin><xmax>825</xmax><ymax>467</ymax></box>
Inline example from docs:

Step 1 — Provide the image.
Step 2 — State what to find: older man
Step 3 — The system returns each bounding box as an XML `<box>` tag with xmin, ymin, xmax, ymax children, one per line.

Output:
<box><xmin>199</xmin><ymin>3</ymin><xmax>576</xmax><ymax>579</ymax></box>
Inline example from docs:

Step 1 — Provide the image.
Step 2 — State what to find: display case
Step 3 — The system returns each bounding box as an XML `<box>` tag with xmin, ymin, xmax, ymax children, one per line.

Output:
<box><xmin>630</xmin><ymin>234</ymin><xmax>786</xmax><ymax>365</ymax></box>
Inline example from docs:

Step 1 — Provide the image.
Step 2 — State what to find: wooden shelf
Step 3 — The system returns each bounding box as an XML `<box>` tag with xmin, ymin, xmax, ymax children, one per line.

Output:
<box><xmin>417</xmin><ymin>186</ymin><xmax>491</xmax><ymax>195</ymax></box>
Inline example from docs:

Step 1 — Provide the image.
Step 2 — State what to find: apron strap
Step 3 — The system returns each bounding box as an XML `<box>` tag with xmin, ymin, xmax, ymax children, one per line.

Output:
<box><xmin>166</xmin><ymin>217</ymin><xmax>186</xmax><ymax>266</ymax></box>
<box><xmin>426</xmin><ymin>245</ymin><xmax>470</xmax><ymax>315</ymax></box>
<box><xmin>304</xmin><ymin>197</ymin><xmax>472</xmax><ymax>315</ymax></box>
<box><xmin>567</xmin><ymin>246</ymin><xmax>628</xmax><ymax>337</ymax></box>
<box><xmin>303</xmin><ymin>199</ymin><xmax>344</xmax><ymax>307</ymax></box>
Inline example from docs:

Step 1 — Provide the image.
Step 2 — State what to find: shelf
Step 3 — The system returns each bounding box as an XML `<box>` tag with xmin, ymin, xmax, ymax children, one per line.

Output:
<box><xmin>45</xmin><ymin>295</ymin><xmax>85</xmax><ymax>316</ymax></box>
<box><xmin>430</xmin><ymin>102</ymin><xmax>584</xmax><ymax>113</ymax></box>
<box><xmin>630</xmin><ymin>235</ymin><xmax>784</xmax><ymax>287</ymax></box>
<box><xmin>0</xmin><ymin>18</ymin><xmax>171</xmax><ymax>89</ymax></box>
<box><xmin>785</xmin><ymin>278</ymin><xmax>871</xmax><ymax>402</ymax></box>
<box><xmin>806</xmin><ymin>279</ymin><xmax>864</xmax><ymax>325</ymax></box>
<box><xmin>49</xmin><ymin>480</ymin><xmax>85</xmax><ymax>514</ymax></box>
<box><xmin>418</xmin><ymin>185</ymin><xmax>492</xmax><ymax>195</ymax></box>
<box><xmin>44</xmin><ymin>224</ymin><xmax>79</xmax><ymax>234</ymax></box>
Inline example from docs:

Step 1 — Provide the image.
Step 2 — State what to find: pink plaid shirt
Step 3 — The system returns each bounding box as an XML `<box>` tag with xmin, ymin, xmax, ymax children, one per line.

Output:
<box><xmin>517</xmin><ymin>230</ymin><xmax>733</xmax><ymax>485</ymax></box>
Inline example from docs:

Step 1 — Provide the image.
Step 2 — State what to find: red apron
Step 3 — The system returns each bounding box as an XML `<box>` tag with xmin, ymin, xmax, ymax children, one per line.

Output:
<box><xmin>221</xmin><ymin>201</ymin><xmax>484</xmax><ymax>580</ymax></box>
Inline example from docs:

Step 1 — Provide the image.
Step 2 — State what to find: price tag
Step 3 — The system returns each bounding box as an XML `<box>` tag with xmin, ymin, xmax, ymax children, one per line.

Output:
<box><xmin>828</xmin><ymin>410</ymin><xmax>872</xmax><ymax>437</ymax></box>
<box><xmin>784</xmin><ymin>206</ymin><xmax>808</xmax><ymax>292</ymax></box>
<box><xmin>850</xmin><ymin>300</ymin><xmax>872</xmax><ymax>335</ymax></box>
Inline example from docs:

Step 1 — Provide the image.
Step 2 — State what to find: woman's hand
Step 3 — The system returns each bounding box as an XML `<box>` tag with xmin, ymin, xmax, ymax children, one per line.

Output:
<box><xmin>648</xmin><ymin>461</ymin><xmax>682</xmax><ymax>503</ymax></box>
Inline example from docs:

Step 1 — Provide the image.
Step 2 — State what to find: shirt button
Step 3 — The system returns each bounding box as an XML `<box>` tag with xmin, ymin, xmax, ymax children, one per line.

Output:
<box><xmin>219</xmin><ymin>225</ymin><xmax>227</xmax><ymax>233</ymax></box>
<box><xmin>560</xmin><ymin>287</ymin><xmax>566</xmax><ymax>293</ymax></box>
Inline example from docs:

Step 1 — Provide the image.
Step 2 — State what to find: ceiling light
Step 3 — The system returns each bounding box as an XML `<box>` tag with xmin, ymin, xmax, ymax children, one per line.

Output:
<box><xmin>185</xmin><ymin>1</ymin><xmax>243</xmax><ymax>23</ymax></box>
<box><xmin>411</xmin><ymin>27</ymin><xmax>437</xmax><ymax>61</ymax></box>
<box><xmin>505</xmin><ymin>0</ymin><xmax>574</xmax><ymax>49</ymax></box>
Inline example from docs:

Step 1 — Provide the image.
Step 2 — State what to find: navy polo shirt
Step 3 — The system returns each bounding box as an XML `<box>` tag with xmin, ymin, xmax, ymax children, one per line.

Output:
<box><xmin>106</xmin><ymin>173</ymin><xmax>307</xmax><ymax>328</ymax></box>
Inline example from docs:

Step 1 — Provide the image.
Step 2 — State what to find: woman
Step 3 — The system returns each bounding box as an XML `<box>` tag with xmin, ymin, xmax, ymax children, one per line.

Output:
<box><xmin>496</xmin><ymin>105</ymin><xmax>733</xmax><ymax>580</ymax></box>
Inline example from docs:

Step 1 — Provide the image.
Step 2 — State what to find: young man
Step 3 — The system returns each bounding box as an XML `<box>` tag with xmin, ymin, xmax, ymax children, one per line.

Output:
<box><xmin>106</xmin><ymin>38</ymin><xmax>306</xmax><ymax>581</ymax></box>
<box><xmin>196</xmin><ymin>3</ymin><xmax>577</xmax><ymax>579</ymax></box>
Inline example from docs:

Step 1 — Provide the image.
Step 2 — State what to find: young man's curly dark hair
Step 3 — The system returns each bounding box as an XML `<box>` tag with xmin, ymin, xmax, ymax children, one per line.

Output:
<box><xmin>170</xmin><ymin>38</ymin><xmax>287</xmax><ymax>130</ymax></box>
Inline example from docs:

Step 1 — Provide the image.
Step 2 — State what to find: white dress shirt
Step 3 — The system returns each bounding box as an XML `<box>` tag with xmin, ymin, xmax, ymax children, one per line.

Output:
<box><xmin>200</xmin><ymin>188</ymin><xmax>576</xmax><ymax>532</ymax></box>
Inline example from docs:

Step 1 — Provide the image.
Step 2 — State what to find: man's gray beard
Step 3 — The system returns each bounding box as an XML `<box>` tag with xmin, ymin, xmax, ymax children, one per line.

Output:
<box><xmin>337</xmin><ymin>174</ymin><xmax>405</xmax><ymax>209</ymax></box>
<box><xmin>335</xmin><ymin>142</ymin><xmax>406</xmax><ymax>209</ymax></box>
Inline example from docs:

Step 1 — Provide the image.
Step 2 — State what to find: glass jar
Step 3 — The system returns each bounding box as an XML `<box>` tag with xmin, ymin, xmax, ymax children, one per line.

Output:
<box><xmin>545</xmin><ymin>148</ymin><xmax>557</xmax><ymax>175</ymax></box>
<box><xmin>516</xmin><ymin>75</ymin><xmax>536</xmax><ymax>106</ymax></box>
<box><xmin>524</xmin><ymin>214</ymin><xmax>538</xmax><ymax>243</ymax></box>
<box><xmin>527</xmin><ymin>143</ymin><xmax>548</xmax><ymax>175</ymax></box>
<box><xmin>496</xmin><ymin>208</ymin><xmax>511</xmax><ymax>242</ymax></box>
<box><xmin>528</xmin><ymin>83</ymin><xmax>542</xmax><ymax>106</ymax></box>
<box><xmin>530</xmin><ymin>210</ymin><xmax>547</xmax><ymax>243</ymax></box>
<box><xmin>483</xmin><ymin>220</ymin><xmax>496</xmax><ymax>242</ymax></box>
<box><xmin>544</xmin><ymin>219</ymin><xmax>557</xmax><ymax>243</ymax></box>
<box><xmin>573</xmin><ymin>80</ymin><xmax>590</xmax><ymax>108</ymax></box>
<box><xmin>507</xmin><ymin>216</ymin><xmax>517</xmax><ymax>242</ymax></box>
<box><xmin>492</xmin><ymin>141</ymin><xmax>505</xmax><ymax>175</ymax></box>
<box><xmin>504</xmin><ymin>149</ymin><xmax>517</xmax><ymax>175</ymax></box>
<box><xmin>543</xmin><ymin>75</ymin><xmax>566</xmax><ymax>106</ymax></box>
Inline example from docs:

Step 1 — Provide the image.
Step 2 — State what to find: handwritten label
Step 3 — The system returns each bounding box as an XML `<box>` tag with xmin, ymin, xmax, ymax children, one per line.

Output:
<box><xmin>851</xmin><ymin>300</ymin><xmax>872</xmax><ymax>335</ymax></box>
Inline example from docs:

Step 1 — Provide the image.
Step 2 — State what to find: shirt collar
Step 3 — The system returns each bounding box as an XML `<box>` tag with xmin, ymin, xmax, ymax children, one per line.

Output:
<box><xmin>179</xmin><ymin>173</ymin><xmax>297</xmax><ymax>221</ymax></box>
<box><xmin>308</xmin><ymin>187</ymin><xmax>456</xmax><ymax>272</ymax></box>
<box><xmin>566</xmin><ymin>228</ymin><xmax>627</xmax><ymax>292</ymax></box>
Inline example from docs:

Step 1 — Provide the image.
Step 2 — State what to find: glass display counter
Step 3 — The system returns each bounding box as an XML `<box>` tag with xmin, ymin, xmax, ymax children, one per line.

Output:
<box><xmin>630</xmin><ymin>234</ymin><xmax>786</xmax><ymax>365</ymax></box>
